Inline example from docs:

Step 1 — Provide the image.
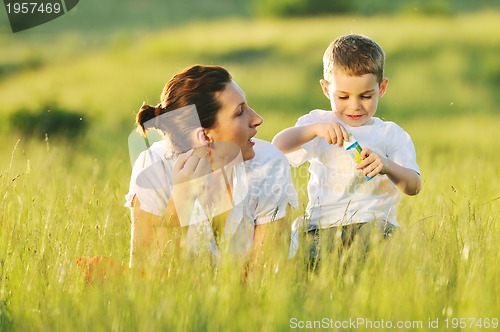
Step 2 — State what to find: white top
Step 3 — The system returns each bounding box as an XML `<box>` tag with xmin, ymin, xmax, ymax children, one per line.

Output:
<box><xmin>286</xmin><ymin>110</ymin><xmax>420</xmax><ymax>229</ymax></box>
<box><xmin>125</xmin><ymin>138</ymin><xmax>298</xmax><ymax>261</ymax></box>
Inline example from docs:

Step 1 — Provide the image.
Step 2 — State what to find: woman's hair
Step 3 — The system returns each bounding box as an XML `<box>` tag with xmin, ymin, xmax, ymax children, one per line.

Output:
<box><xmin>136</xmin><ymin>65</ymin><xmax>232</xmax><ymax>152</ymax></box>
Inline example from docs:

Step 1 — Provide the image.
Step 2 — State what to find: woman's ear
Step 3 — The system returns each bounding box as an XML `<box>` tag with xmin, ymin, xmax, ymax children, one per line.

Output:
<box><xmin>319</xmin><ymin>79</ymin><xmax>331</xmax><ymax>100</ymax></box>
<box><xmin>193</xmin><ymin>127</ymin><xmax>209</xmax><ymax>146</ymax></box>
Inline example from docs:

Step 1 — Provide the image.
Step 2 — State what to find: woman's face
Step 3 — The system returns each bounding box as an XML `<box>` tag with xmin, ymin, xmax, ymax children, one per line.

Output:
<box><xmin>205</xmin><ymin>81</ymin><xmax>263</xmax><ymax>161</ymax></box>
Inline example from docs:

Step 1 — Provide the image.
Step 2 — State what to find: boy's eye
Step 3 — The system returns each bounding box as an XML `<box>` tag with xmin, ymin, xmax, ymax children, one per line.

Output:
<box><xmin>338</xmin><ymin>96</ymin><xmax>348</xmax><ymax>100</ymax></box>
<box><xmin>361</xmin><ymin>95</ymin><xmax>372</xmax><ymax>99</ymax></box>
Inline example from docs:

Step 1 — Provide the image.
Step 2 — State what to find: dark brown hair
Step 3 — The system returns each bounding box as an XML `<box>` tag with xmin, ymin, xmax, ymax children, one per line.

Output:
<box><xmin>136</xmin><ymin>65</ymin><xmax>232</xmax><ymax>152</ymax></box>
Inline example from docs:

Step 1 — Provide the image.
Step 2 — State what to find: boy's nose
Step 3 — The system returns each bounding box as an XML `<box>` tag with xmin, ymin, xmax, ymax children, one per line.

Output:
<box><xmin>349</xmin><ymin>98</ymin><xmax>361</xmax><ymax>110</ymax></box>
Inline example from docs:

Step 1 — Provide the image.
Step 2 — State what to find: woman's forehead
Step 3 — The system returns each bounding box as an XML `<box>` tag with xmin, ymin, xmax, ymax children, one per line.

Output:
<box><xmin>218</xmin><ymin>81</ymin><xmax>246</xmax><ymax>108</ymax></box>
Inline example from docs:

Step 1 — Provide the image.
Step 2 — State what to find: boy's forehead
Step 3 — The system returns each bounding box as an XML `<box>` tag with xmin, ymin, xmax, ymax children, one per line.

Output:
<box><xmin>328</xmin><ymin>73</ymin><xmax>379</xmax><ymax>91</ymax></box>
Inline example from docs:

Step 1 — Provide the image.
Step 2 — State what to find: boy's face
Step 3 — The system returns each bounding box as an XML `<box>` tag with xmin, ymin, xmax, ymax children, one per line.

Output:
<box><xmin>320</xmin><ymin>73</ymin><xmax>388</xmax><ymax>127</ymax></box>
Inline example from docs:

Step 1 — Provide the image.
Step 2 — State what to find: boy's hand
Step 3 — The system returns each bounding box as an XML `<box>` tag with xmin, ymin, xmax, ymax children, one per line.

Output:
<box><xmin>311</xmin><ymin>122</ymin><xmax>349</xmax><ymax>147</ymax></box>
<box><xmin>357</xmin><ymin>148</ymin><xmax>422</xmax><ymax>195</ymax></box>
<box><xmin>356</xmin><ymin>148</ymin><xmax>387</xmax><ymax>178</ymax></box>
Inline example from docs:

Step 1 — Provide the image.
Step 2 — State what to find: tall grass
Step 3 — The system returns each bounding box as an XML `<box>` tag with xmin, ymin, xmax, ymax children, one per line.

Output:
<box><xmin>1</xmin><ymin>114</ymin><xmax>498</xmax><ymax>331</ymax></box>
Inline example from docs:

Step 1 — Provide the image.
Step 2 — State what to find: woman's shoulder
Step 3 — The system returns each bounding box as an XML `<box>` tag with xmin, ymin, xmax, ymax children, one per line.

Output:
<box><xmin>245</xmin><ymin>139</ymin><xmax>298</xmax><ymax>210</ymax></box>
<box><xmin>251</xmin><ymin>138</ymin><xmax>287</xmax><ymax>163</ymax></box>
<box><xmin>131</xmin><ymin>140</ymin><xmax>174</xmax><ymax>173</ymax></box>
<box><xmin>149</xmin><ymin>140</ymin><xmax>174</xmax><ymax>158</ymax></box>
<box><xmin>244</xmin><ymin>139</ymin><xmax>290</xmax><ymax>175</ymax></box>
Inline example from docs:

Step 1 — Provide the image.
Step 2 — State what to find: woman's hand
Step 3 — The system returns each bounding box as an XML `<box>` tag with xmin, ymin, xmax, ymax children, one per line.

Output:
<box><xmin>172</xmin><ymin>148</ymin><xmax>212</xmax><ymax>186</ymax></box>
<box><xmin>171</xmin><ymin>147</ymin><xmax>216</xmax><ymax>225</ymax></box>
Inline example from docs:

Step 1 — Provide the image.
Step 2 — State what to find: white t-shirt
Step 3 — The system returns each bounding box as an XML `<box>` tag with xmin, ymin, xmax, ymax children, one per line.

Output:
<box><xmin>286</xmin><ymin>110</ymin><xmax>420</xmax><ymax>229</ymax></box>
<box><xmin>125</xmin><ymin>138</ymin><xmax>298</xmax><ymax>261</ymax></box>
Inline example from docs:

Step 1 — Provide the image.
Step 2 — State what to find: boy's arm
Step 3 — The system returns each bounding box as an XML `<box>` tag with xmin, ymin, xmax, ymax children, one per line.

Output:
<box><xmin>384</xmin><ymin>162</ymin><xmax>421</xmax><ymax>196</ymax></box>
<box><xmin>272</xmin><ymin>122</ymin><xmax>349</xmax><ymax>154</ymax></box>
<box><xmin>357</xmin><ymin>149</ymin><xmax>421</xmax><ymax>196</ymax></box>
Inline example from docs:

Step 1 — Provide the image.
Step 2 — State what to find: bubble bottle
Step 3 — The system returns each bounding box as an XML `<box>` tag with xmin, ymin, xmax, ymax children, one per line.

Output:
<box><xmin>343</xmin><ymin>133</ymin><xmax>372</xmax><ymax>181</ymax></box>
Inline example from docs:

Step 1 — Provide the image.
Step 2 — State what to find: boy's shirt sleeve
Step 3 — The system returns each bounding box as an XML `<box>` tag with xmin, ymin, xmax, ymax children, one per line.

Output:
<box><xmin>387</xmin><ymin>124</ymin><xmax>420</xmax><ymax>175</ymax></box>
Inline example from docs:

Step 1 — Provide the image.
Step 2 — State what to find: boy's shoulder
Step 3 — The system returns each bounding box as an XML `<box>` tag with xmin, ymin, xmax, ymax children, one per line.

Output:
<box><xmin>372</xmin><ymin>117</ymin><xmax>408</xmax><ymax>133</ymax></box>
<box><xmin>362</xmin><ymin>118</ymin><xmax>415</xmax><ymax>146</ymax></box>
<box><xmin>296</xmin><ymin>109</ymin><xmax>332</xmax><ymax>125</ymax></box>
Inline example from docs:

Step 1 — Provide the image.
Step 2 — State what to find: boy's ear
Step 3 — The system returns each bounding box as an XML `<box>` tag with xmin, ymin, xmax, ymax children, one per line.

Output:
<box><xmin>319</xmin><ymin>79</ymin><xmax>331</xmax><ymax>100</ymax></box>
<box><xmin>379</xmin><ymin>78</ymin><xmax>389</xmax><ymax>97</ymax></box>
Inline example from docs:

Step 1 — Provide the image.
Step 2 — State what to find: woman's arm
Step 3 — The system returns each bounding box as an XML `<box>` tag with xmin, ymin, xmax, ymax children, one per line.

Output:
<box><xmin>250</xmin><ymin>205</ymin><xmax>293</xmax><ymax>271</ymax></box>
<box><xmin>130</xmin><ymin>149</ymin><xmax>213</xmax><ymax>268</ymax></box>
<box><xmin>130</xmin><ymin>196</ymin><xmax>183</xmax><ymax>268</ymax></box>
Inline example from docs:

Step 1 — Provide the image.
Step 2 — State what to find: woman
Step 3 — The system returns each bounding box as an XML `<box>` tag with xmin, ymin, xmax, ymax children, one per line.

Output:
<box><xmin>125</xmin><ymin>65</ymin><xmax>298</xmax><ymax>269</ymax></box>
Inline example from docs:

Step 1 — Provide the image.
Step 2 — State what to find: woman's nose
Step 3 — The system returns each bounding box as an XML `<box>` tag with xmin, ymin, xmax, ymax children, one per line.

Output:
<box><xmin>250</xmin><ymin>108</ymin><xmax>263</xmax><ymax>127</ymax></box>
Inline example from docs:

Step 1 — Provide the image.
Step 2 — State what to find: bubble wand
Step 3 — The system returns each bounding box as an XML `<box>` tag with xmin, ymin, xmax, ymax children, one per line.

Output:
<box><xmin>343</xmin><ymin>133</ymin><xmax>372</xmax><ymax>181</ymax></box>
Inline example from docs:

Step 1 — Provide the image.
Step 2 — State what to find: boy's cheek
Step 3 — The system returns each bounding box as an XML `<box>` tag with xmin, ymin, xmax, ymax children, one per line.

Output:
<box><xmin>332</xmin><ymin>99</ymin><xmax>342</xmax><ymax>109</ymax></box>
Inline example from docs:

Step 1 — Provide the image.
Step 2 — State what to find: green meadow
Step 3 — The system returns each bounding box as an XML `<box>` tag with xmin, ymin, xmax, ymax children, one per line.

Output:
<box><xmin>1</xmin><ymin>7</ymin><xmax>499</xmax><ymax>331</ymax></box>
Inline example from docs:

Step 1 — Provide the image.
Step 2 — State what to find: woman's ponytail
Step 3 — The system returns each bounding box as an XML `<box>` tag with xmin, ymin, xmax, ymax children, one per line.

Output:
<box><xmin>135</xmin><ymin>102</ymin><xmax>163</xmax><ymax>136</ymax></box>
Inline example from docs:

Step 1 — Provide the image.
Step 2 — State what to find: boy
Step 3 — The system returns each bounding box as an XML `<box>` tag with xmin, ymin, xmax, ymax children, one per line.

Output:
<box><xmin>272</xmin><ymin>34</ymin><xmax>421</xmax><ymax>259</ymax></box>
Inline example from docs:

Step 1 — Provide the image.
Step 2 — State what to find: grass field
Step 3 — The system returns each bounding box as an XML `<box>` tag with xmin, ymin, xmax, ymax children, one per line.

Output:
<box><xmin>1</xmin><ymin>8</ymin><xmax>499</xmax><ymax>331</ymax></box>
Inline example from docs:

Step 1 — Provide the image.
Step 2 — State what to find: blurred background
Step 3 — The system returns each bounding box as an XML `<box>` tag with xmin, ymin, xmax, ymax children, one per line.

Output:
<box><xmin>0</xmin><ymin>0</ymin><xmax>499</xmax><ymax>173</ymax></box>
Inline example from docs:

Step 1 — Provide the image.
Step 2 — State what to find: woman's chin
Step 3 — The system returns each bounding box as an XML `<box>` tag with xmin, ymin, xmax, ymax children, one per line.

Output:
<box><xmin>242</xmin><ymin>147</ymin><xmax>256</xmax><ymax>161</ymax></box>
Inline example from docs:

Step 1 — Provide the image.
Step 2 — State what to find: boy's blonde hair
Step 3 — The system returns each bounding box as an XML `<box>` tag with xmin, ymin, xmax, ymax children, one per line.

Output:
<box><xmin>323</xmin><ymin>34</ymin><xmax>385</xmax><ymax>84</ymax></box>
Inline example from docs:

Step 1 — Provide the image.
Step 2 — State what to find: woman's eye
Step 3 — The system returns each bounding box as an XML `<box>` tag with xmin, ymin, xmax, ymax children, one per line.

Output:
<box><xmin>237</xmin><ymin>107</ymin><xmax>244</xmax><ymax>116</ymax></box>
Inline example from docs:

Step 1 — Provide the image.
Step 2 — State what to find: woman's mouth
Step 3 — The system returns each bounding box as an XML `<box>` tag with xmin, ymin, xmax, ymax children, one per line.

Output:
<box><xmin>248</xmin><ymin>132</ymin><xmax>257</xmax><ymax>144</ymax></box>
